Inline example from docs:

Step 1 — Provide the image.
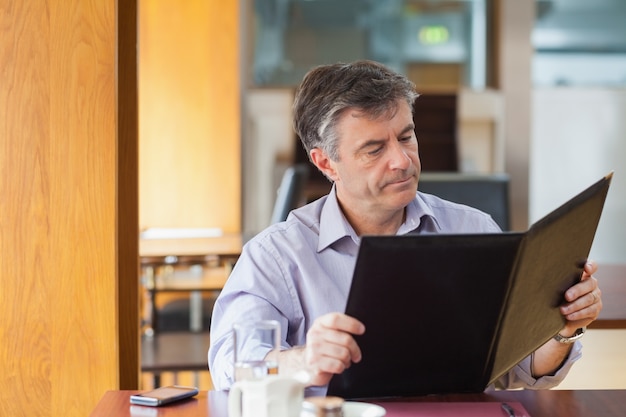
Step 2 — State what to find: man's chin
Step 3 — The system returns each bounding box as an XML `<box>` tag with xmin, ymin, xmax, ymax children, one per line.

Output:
<box><xmin>384</xmin><ymin>182</ymin><xmax>417</xmax><ymax>205</ymax></box>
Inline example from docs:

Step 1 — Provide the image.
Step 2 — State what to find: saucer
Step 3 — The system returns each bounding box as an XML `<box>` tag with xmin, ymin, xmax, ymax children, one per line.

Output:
<box><xmin>343</xmin><ymin>401</ymin><xmax>386</xmax><ymax>417</ymax></box>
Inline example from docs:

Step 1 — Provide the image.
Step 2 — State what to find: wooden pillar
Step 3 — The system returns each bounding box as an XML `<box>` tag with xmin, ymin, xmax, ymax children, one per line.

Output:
<box><xmin>118</xmin><ymin>0</ymin><xmax>141</xmax><ymax>391</ymax></box>
<box><xmin>493</xmin><ymin>0</ymin><xmax>535</xmax><ymax>231</ymax></box>
<box><xmin>0</xmin><ymin>1</ymin><xmax>138</xmax><ymax>415</ymax></box>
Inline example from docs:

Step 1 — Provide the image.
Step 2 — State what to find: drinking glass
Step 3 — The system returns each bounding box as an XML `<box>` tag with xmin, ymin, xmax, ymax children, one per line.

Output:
<box><xmin>233</xmin><ymin>319</ymin><xmax>280</xmax><ymax>381</ymax></box>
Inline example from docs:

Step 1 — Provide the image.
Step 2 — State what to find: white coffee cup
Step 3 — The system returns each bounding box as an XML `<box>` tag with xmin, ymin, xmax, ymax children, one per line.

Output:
<box><xmin>228</xmin><ymin>372</ymin><xmax>310</xmax><ymax>417</ymax></box>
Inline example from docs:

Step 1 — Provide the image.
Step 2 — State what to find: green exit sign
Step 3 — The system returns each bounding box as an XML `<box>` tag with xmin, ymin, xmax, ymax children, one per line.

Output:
<box><xmin>418</xmin><ymin>25</ymin><xmax>450</xmax><ymax>45</ymax></box>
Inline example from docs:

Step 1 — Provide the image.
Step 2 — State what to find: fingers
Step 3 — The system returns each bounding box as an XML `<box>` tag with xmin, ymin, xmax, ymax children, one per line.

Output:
<box><xmin>581</xmin><ymin>259</ymin><xmax>598</xmax><ymax>280</ymax></box>
<box><xmin>565</xmin><ymin>270</ymin><xmax>598</xmax><ymax>303</ymax></box>
<box><xmin>562</xmin><ymin>259</ymin><xmax>597</xmax><ymax>305</ymax></box>
<box><xmin>561</xmin><ymin>290</ymin><xmax>602</xmax><ymax>321</ymax></box>
<box><xmin>308</xmin><ymin>313</ymin><xmax>364</xmax><ymax>364</ymax></box>
<box><xmin>561</xmin><ymin>265</ymin><xmax>603</xmax><ymax>326</ymax></box>
<box><xmin>304</xmin><ymin>313</ymin><xmax>365</xmax><ymax>386</ymax></box>
<box><xmin>316</xmin><ymin>312</ymin><xmax>366</xmax><ymax>335</ymax></box>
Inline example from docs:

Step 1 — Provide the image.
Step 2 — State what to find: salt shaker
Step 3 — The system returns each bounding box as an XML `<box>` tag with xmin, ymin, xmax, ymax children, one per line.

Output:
<box><xmin>301</xmin><ymin>396</ymin><xmax>344</xmax><ymax>417</ymax></box>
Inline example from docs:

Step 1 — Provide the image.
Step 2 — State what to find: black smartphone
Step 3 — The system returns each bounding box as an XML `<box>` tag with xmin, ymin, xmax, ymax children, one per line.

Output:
<box><xmin>129</xmin><ymin>385</ymin><xmax>199</xmax><ymax>406</ymax></box>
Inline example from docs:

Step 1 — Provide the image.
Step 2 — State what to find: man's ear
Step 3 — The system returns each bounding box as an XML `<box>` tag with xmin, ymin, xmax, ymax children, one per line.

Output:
<box><xmin>310</xmin><ymin>148</ymin><xmax>339</xmax><ymax>182</ymax></box>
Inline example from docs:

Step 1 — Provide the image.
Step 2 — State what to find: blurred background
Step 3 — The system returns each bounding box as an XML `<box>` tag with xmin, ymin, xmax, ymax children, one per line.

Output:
<box><xmin>139</xmin><ymin>0</ymin><xmax>625</xmax><ymax>263</ymax></box>
<box><xmin>137</xmin><ymin>0</ymin><xmax>625</xmax><ymax>391</ymax></box>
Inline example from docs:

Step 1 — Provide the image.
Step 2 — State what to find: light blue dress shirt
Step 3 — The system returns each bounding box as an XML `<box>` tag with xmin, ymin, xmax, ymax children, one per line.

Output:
<box><xmin>208</xmin><ymin>186</ymin><xmax>581</xmax><ymax>394</ymax></box>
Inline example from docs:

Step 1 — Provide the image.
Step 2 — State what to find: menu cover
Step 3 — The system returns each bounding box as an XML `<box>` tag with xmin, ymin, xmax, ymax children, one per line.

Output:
<box><xmin>371</xmin><ymin>401</ymin><xmax>530</xmax><ymax>417</ymax></box>
<box><xmin>327</xmin><ymin>173</ymin><xmax>612</xmax><ymax>399</ymax></box>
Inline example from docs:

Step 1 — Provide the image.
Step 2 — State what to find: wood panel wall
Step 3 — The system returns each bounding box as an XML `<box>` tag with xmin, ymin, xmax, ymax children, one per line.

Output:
<box><xmin>139</xmin><ymin>0</ymin><xmax>241</xmax><ymax>232</ymax></box>
<box><xmin>0</xmin><ymin>1</ymin><xmax>138</xmax><ymax>415</ymax></box>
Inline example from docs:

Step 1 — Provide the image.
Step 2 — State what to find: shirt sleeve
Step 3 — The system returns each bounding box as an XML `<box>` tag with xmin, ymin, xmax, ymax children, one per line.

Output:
<box><xmin>208</xmin><ymin>237</ymin><xmax>297</xmax><ymax>390</ymax></box>
<box><xmin>492</xmin><ymin>340</ymin><xmax>583</xmax><ymax>390</ymax></box>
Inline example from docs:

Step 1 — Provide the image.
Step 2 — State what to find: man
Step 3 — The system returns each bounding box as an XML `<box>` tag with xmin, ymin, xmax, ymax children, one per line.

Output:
<box><xmin>208</xmin><ymin>60</ymin><xmax>603</xmax><ymax>396</ymax></box>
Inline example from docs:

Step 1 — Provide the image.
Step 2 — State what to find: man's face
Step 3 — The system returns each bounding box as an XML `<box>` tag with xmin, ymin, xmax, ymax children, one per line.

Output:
<box><xmin>314</xmin><ymin>99</ymin><xmax>421</xmax><ymax>220</ymax></box>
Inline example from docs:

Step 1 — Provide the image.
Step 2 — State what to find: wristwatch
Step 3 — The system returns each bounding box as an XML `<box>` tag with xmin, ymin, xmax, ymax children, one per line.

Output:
<box><xmin>553</xmin><ymin>327</ymin><xmax>586</xmax><ymax>344</ymax></box>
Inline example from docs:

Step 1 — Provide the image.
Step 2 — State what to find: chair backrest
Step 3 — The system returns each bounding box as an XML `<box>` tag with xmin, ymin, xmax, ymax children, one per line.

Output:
<box><xmin>270</xmin><ymin>164</ymin><xmax>310</xmax><ymax>224</ymax></box>
<box><xmin>418</xmin><ymin>172</ymin><xmax>510</xmax><ymax>230</ymax></box>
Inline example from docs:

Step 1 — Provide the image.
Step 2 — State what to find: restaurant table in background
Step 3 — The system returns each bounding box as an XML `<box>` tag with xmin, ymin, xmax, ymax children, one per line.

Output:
<box><xmin>90</xmin><ymin>389</ymin><xmax>626</xmax><ymax>417</ymax></box>
<box><xmin>140</xmin><ymin>233</ymin><xmax>243</xmax><ymax>266</ymax></box>
<box><xmin>141</xmin><ymin>332</ymin><xmax>211</xmax><ymax>388</ymax></box>
<box><xmin>138</xmin><ymin>233</ymin><xmax>245</xmax><ymax>386</ymax></box>
<box><xmin>140</xmin><ymin>233</ymin><xmax>244</xmax><ymax>333</ymax></box>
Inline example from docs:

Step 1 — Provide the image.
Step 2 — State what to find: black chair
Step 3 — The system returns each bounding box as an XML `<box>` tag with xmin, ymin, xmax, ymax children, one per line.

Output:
<box><xmin>418</xmin><ymin>172</ymin><xmax>510</xmax><ymax>231</ymax></box>
<box><xmin>142</xmin><ymin>261</ymin><xmax>220</xmax><ymax>334</ymax></box>
<box><xmin>157</xmin><ymin>295</ymin><xmax>216</xmax><ymax>333</ymax></box>
<box><xmin>270</xmin><ymin>164</ymin><xmax>310</xmax><ymax>224</ymax></box>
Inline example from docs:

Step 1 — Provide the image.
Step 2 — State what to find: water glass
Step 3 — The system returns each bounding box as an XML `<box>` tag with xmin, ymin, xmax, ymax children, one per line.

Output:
<box><xmin>233</xmin><ymin>319</ymin><xmax>280</xmax><ymax>381</ymax></box>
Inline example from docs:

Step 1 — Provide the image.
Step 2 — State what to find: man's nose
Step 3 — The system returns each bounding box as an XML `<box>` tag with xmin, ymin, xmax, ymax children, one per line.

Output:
<box><xmin>388</xmin><ymin>140</ymin><xmax>411</xmax><ymax>170</ymax></box>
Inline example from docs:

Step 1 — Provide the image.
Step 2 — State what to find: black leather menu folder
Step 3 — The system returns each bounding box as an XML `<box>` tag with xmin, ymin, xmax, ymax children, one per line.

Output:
<box><xmin>327</xmin><ymin>172</ymin><xmax>613</xmax><ymax>399</ymax></box>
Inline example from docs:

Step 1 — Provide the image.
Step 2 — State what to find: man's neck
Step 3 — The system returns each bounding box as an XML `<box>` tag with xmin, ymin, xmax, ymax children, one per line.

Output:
<box><xmin>340</xmin><ymin>203</ymin><xmax>406</xmax><ymax>236</ymax></box>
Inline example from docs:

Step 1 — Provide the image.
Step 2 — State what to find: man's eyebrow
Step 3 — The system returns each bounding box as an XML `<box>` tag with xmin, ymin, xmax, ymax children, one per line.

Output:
<box><xmin>356</xmin><ymin>138</ymin><xmax>385</xmax><ymax>153</ymax></box>
<box><xmin>354</xmin><ymin>124</ymin><xmax>416</xmax><ymax>154</ymax></box>
<box><xmin>400</xmin><ymin>123</ymin><xmax>416</xmax><ymax>135</ymax></box>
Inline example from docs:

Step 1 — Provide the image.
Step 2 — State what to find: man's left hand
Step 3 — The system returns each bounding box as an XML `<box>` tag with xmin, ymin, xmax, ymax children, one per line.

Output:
<box><xmin>559</xmin><ymin>260</ymin><xmax>602</xmax><ymax>336</ymax></box>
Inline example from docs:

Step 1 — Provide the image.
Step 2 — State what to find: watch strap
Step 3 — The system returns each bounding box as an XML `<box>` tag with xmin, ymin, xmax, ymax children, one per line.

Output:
<box><xmin>553</xmin><ymin>327</ymin><xmax>586</xmax><ymax>344</ymax></box>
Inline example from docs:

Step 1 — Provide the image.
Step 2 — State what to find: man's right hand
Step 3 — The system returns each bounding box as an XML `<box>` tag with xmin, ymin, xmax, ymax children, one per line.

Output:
<box><xmin>302</xmin><ymin>312</ymin><xmax>365</xmax><ymax>386</ymax></box>
<box><xmin>274</xmin><ymin>312</ymin><xmax>365</xmax><ymax>387</ymax></box>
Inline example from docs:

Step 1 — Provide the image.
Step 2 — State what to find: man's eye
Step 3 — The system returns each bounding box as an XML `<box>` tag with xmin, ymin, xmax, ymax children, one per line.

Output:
<box><xmin>367</xmin><ymin>147</ymin><xmax>383</xmax><ymax>156</ymax></box>
<box><xmin>399</xmin><ymin>136</ymin><xmax>412</xmax><ymax>143</ymax></box>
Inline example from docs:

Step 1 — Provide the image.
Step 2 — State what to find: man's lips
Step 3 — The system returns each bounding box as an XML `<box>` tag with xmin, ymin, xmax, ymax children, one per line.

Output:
<box><xmin>385</xmin><ymin>174</ymin><xmax>416</xmax><ymax>187</ymax></box>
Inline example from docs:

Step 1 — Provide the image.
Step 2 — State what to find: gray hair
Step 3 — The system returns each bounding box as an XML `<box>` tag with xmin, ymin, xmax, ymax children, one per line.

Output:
<box><xmin>293</xmin><ymin>60</ymin><xmax>419</xmax><ymax>162</ymax></box>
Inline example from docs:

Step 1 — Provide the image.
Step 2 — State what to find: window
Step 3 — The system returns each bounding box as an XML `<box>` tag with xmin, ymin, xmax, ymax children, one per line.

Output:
<box><xmin>247</xmin><ymin>0</ymin><xmax>488</xmax><ymax>90</ymax></box>
<box><xmin>533</xmin><ymin>0</ymin><xmax>626</xmax><ymax>86</ymax></box>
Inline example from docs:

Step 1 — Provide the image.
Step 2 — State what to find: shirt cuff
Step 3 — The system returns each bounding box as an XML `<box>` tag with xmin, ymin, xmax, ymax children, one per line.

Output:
<box><xmin>513</xmin><ymin>340</ymin><xmax>583</xmax><ymax>389</ymax></box>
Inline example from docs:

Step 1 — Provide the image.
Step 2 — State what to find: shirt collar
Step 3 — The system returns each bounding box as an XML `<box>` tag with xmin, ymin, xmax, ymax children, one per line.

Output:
<box><xmin>318</xmin><ymin>185</ymin><xmax>359</xmax><ymax>251</ymax></box>
<box><xmin>317</xmin><ymin>187</ymin><xmax>442</xmax><ymax>250</ymax></box>
<box><xmin>400</xmin><ymin>192</ymin><xmax>442</xmax><ymax>234</ymax></box>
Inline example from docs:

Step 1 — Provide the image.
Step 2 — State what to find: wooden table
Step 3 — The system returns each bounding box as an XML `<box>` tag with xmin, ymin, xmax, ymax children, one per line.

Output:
<box><xmin>591</xmin><ymin>264</ymin><xmax>626</xmax><ymax>329</ymax></box>
<box><xmin>140</xmin><ymin>234</ymin><xmax>243</xmax><ymax>333</ymax></box>
<box><xmin>141</xmin><ymin>333</ymin><xmax>211</xmax><ymax>374</ymax></box>
<box><xmin>140</xmin><ymin>234</ymin><xmax>243</xmax><ymax>266</ymax></box>
<box><xmin>90</xmin><ymin>389</ymin><xmax>626</xmax><ymax>417</ymax></box>
<box><xmin>141</xmin><ymin>332</ymin><xmax>211</xmax><ymax>387</ymax></box>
